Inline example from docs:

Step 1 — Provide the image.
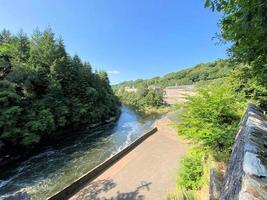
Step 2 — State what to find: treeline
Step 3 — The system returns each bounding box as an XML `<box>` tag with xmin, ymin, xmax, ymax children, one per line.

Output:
<box><xmin>0</xmin><ymin>29</ymin><xmax>120</xmax><ymax>155</ymax></box>
<box><xmin>114</xmin><ymin>60</ymin><xmax>232</xmax><ymax>113</ymax></box>
<box><xmin>113</xmin><ymin>60</ymin><xmax>233</xmax><ymax>90</ymax></box>
<box><xmin>116</xmin><ymin>87</ymin><xmax>164</xmax><ymax>112</ymax></box>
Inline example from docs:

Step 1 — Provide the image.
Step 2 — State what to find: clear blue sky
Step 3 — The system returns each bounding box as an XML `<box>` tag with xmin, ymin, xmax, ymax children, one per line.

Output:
<box><xmin>0</xmin><ymin>0</ymin><xmax>227</xmax><ymax>84</ymax></box>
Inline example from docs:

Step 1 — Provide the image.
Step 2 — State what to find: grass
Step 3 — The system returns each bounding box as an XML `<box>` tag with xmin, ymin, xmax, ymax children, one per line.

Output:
<box><xmin>142</xmin><ymin>106</ymin><xmax>169</xmax><ymax>115</ymax></box>
<box><xmin>166</xmin><ymin>190</ymin><xmax>199</xmax><ymax>200</ymax></box>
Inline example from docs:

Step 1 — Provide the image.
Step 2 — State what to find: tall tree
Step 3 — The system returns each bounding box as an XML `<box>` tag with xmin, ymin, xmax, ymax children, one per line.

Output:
<box><xmin>0</xmin><ymin>28</ymin><xmax>120</xmax><ymax>155</ymax></box>
<box><xmin>205</xmin><ymin>0</ymin><xmax>267</xmax><ymax>109</ymax></box>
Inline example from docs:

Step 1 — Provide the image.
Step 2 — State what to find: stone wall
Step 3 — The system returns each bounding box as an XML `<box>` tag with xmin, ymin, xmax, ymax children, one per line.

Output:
<box><xmin>219</xmin><ymin>104</ymin><xmax>267</xmax><ymax>200</ymax></box>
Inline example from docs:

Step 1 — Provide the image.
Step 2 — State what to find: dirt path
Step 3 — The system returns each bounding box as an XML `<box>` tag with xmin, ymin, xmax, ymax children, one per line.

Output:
<box><xmin>69</xmin><ymin>116</ymin><xmax>188</xmax><ymax>200</ymax></box>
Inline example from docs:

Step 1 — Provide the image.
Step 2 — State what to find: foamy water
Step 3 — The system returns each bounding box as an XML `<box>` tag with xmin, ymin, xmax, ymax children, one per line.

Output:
<box><xmin>0</xmin><ymin>107</ymin><xmax>158</xmax><ymax>200</ymax></box>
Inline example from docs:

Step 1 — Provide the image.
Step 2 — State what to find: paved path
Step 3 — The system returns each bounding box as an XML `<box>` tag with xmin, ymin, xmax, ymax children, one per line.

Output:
<box><xmin>69</xmin><ymin>117</ymin><xmax>188</xmax><ymax>200</ymax></box>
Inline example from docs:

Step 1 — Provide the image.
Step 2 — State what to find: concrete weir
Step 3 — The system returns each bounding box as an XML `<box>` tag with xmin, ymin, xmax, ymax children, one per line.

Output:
<box><xmin>47</xmin><ymin>127</ymin><xmax>158</xmax><ymax>200</ymax></box>
<box><xmin>218</xmin><ymin>104</ymin><xmax>267</xmax><ymax>200</ymax></box>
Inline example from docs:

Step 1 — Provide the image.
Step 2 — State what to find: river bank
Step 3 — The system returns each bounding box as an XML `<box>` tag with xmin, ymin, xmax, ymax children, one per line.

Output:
<box><xmin>69</xmin><ymin>116</ymin><xmax>188</xmax><ymax>200</ymax></box>
<box><xmin>0</xmin><ymin>113</ymin><xmax>120</xmax><ymax>170</ymax></box>
<box><xmin>0</xmin><ymin>107</ymin><xmax>159</xmax><ymax>200</ymax></box>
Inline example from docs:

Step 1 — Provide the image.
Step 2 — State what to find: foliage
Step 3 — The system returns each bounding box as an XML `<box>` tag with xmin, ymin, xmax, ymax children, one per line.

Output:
<box><xmin>113</xmin><ymin>60</ymin><xmax>234</xmax><ymax>91</ymax></box>
<box><xmin>114</xmin><ymin>60</ymin><xmax>234</xmax><ymax>113</ymax></box>
<box><xmin>166</xmin><ymin>190</ymin><xmax>198</xmax><ymax>200</ymax></box>
<box><xmin>230</xmin><ymin>64</ymin><xmax>267</xmax><ymax>111</ymax></box>
<box><xmin>172</xmin><ymin>103</ymin><xmax>182</xmax><ymax>111</ymax></box>
<box><xmin>116</xmin><ymin>87</ymin><xmax>165</xmax><ymax>112</ymax></box>
<box><xmin>178</xmin><ymin>150</ymin><xmax>204</xmax><ymax>190</ymax></box>
<box><xmin>170</xmin><ymin>1</ymin><xmax>267</xmax><ymax>197</ymax></box>
<box><xmin>0</xmin><ymin>28</ymin><xmax>120</xmax><ymax>155</ymax></box>
<box><xmin>205</xmin><ymin>0</ymin><xmax>267</xmax><ymax>110</ymax></box>
<box><xmin>178</xmin><ymin>80</ymin><xmax>245</xmax><ymax>155</ymax></box>
<box><xmin>143</xmin><ymin>106</ymin><xmax>169</xmax><ymax>115</ymax></box>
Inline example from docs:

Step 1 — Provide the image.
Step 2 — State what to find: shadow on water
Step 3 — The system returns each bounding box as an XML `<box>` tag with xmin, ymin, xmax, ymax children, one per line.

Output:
<box><xmin>0</xmin><ymin>106</ymin><xmax>159</xmax><ymax>200</ymax></box>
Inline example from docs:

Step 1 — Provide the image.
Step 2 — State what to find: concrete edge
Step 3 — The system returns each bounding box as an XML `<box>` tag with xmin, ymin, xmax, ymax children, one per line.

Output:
<box><xmin>47</xmin><ymin>127</ymin><xmax>158</xmax><ymax>200</ymax></box>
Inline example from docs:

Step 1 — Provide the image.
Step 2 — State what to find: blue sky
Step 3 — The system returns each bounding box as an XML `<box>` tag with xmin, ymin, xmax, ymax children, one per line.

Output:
<box><xmin>0</xmin><ymin>0</ymin><xmax>227</xmax><ymax>84</ymax></box>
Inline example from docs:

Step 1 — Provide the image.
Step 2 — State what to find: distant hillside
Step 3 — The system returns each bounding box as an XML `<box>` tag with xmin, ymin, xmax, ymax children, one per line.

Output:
<box><xmin>113</xmin><ymin>60</ymin><xmax>233</xmax><ymax>90</ymax></box>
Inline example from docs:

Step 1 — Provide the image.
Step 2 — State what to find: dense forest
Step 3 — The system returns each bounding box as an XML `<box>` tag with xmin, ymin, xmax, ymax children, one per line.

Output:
<box><xmin>0</xmin><ymin>29</ymin><xmax>120</xmax><ymax>156</ymax></box>
<box><xmin>113</xmin><ymin>60</ymin><xmax>234</xmax><ymax>90</ymax></box>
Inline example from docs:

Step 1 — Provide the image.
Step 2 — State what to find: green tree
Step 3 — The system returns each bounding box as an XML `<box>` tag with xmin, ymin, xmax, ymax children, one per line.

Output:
<box><xmin>205</xmin><ymin>0</ymin><xmax>267</xmax><ymax>109</ymax></box>
<box><xmin>0</xmin><ymin>80</ymin><xmax>22</xmax><ymax>147</ymax></box>
<box><xmin>117</xmin><ymin>86</ymin><xmax>164</xmax><ymax>111</ymax></box>
<box><xmin>178</xmin><ymin>81</ymin><xmax>245</xmax><ymax>154</ymax></box>
<box><xmin>141</xmin><ymin>90</ymin><xmax>164</xmax><ymax>108</ymax></box>
<box><xmin>0</xmin><ymin>28</ymin><xmax>120</xmax><ymax>155</ymax></box>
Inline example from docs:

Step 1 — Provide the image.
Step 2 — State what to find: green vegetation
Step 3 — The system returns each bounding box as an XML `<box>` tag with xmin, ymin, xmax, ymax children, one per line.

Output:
<box><xmin>166</xmin><ymin>190</ymin><xmax>198</xmax><ymax>200</ymax></box>
<box><xmin>178</xmin><ymin>80</ymin><xmax>245</xmax><ymax>156</ymax></box>
<box><xmin>171</xmin><ymin>79</ymin><xmax>245</xmax><ymax>198</ymax></box>
<box><xmin>116</xmin><ymin>86</ymin><xmax>165</xmax><ymax>113</ymax></box>
<box><xmin>0</xmin><ymin>28</ymin><xmax>120</xmax><ymax>156</ymax></box>
<box><xmin>114</xmin><ymin>59</ymin><xmax>234</xmax><ymax>113</ymax></box>
<box><xmin>170</xmin><ymin>1</ymin><xmax>267</xmax><ymax>198</ymax></box>
<box><xmin>205</xmin><ymin>0</ymin><xmax>267</xmax><ymax>110</ymax></box>
<box><xmin>178</xmin><ymin>150</ymin><xmax>204</xmax><ymax>190</ymax></box>
<box><xmin>113</xmin><ymin>60</ymin><xmax>233</xmax><ymax>91</ymax></box>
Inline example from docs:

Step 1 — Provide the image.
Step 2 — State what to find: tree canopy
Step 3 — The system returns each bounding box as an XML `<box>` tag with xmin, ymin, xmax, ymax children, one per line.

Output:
<box><xmin>0</xmin><ymin>28</ymin><xmax>120</xmax><ymax>155</ymax></box>
<box><xmin>113</xmin><ymin>60</ymin><xmax>234</xmax><ymax>91</ymax></box>
<box><xmin>205</xmin><ymin>0</ymin><xmax>267</xmax><ymax>109</ymax></box>
<box><xmin>116</xmin><ymin>86</ymin><xmax>164</xmax><ymax>112</ymax></box>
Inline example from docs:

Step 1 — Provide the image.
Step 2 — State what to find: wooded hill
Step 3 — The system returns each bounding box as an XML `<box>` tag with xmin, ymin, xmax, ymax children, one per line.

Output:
<box><xmin>113</xmin><ymin>60</ymin><xmax>233</xmax><ymax>90</ymax></box>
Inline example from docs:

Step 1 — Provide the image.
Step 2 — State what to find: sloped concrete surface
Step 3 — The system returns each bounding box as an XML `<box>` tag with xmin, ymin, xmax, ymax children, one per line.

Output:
<box><xmin>69</xmin><ymin>117</ymin><xmax>188</xmax><ymax>200</ymax></box>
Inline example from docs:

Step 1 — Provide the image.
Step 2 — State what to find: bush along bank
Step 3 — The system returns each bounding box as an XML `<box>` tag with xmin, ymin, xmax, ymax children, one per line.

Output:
<box><xmin>115</xmin><ymin>85</ymin><xmax>167</xmax><ymax>114</ymax></box>
<box><xmin>168</xmin><ymin>79</ymin><xmax>246</xmax><ymax>199</ymax></box>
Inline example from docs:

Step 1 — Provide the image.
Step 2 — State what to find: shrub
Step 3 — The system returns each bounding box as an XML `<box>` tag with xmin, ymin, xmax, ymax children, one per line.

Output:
<box><xmin>178</xmin><ymin>150</ymin><xmax>204</xmax><ymax>190</ymax></box>
<box><xmin>166</xmin><ymin>190</ymin><xmax>198</xmax><ymax>200</ymax></box>
<box><xmin>178</xmin><ymin>81</ymin><xmax>245</xmax><ymax>155</ymax></box>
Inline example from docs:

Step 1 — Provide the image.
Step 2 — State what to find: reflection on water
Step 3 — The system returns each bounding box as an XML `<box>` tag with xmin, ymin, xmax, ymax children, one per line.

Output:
<box><xmin>0</xmin><ymin>106</ymin><xmax>158</xmax><ymax>200</ymax></box>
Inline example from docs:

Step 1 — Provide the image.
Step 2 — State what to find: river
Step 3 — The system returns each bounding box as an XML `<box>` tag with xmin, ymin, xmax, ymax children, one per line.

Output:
<box><xmin>0</xmin><ymin>107</ymin><xmax>159</xmax><ymax>200</ymax></box>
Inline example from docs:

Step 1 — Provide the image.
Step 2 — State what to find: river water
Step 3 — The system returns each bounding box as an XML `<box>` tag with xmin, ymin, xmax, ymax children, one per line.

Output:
<box><xmin>0</xmin><ymin>107</ymin><xmax>158</xmax><ymax>200</ymax></box>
